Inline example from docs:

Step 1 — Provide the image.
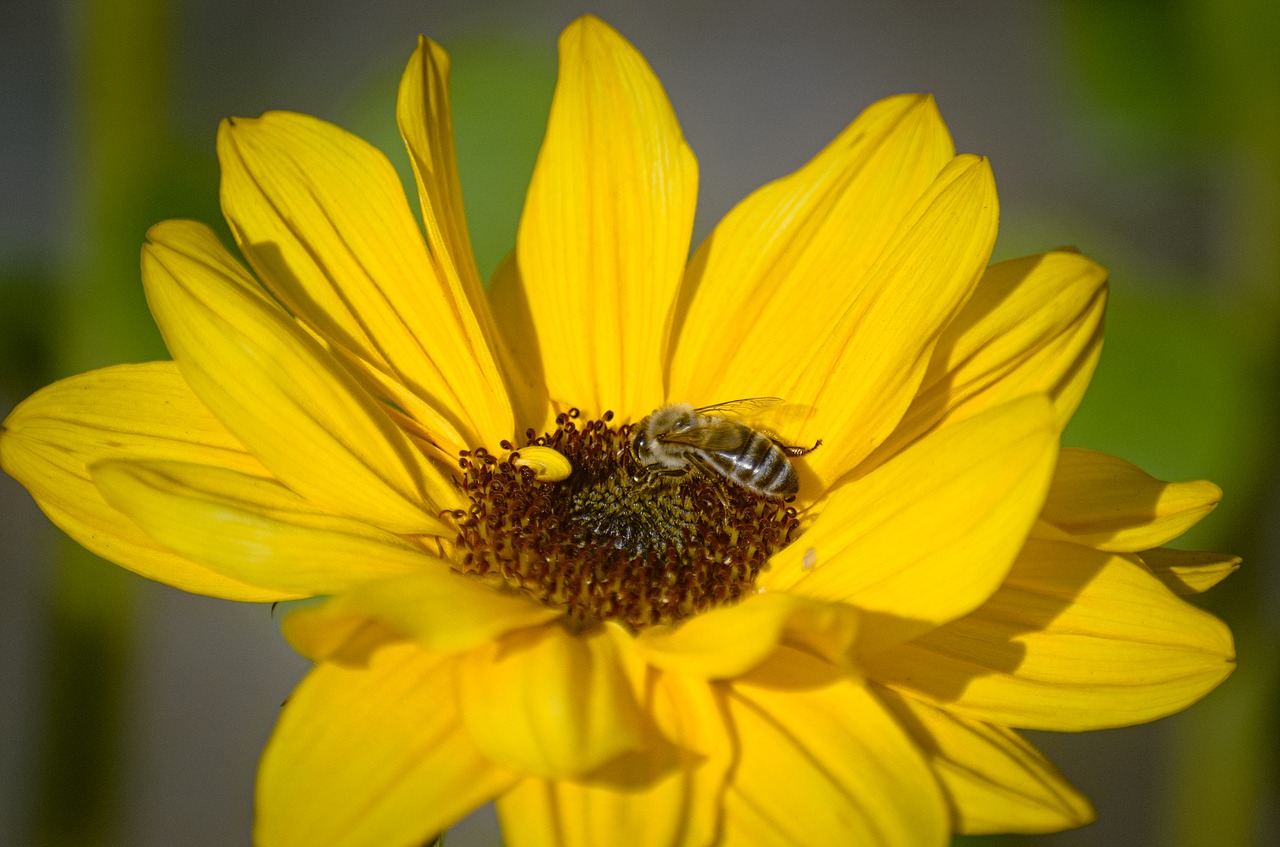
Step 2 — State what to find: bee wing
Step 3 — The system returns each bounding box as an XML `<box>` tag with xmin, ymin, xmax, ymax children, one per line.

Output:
<box><xmin>693</xmin><ymin>397</ymin><xmax>782</xmax><ymax>419</ymax></box>
<box><xmin>663</xmin><ymin>417</ymin><xmax>751</xmax><ymax>450</ymax></box>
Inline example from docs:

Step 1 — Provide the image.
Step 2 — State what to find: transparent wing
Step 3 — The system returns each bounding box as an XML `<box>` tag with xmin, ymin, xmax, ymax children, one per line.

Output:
<box><xmin>693</xmin><ymin>397</ymin><xmax>782</xmax><ymax>419</ymax></box>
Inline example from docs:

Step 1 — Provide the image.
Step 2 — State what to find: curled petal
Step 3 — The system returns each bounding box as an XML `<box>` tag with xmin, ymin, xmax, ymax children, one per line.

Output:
<box><xmin>863</xmin><ymin>540</ymin><xmax>1235</xmax><ymax>731</ymax></box>
<box><xmin>142</xmin><ymin>219</ymin><xmax>458</xmax><ymax>534</ymax></box>
<box><xmin>281</xmin><ymin>569</ymin><xmax>562</xmax><ymax>660</ymax></box>
<box><xmin>1139</xmin><ymin>547</ymin><xmax>1240</xmax><ymax>594</ymax></box>
<box><xmin>635</xmin><ymin>591</ymin><xmax>859</xmax><ymax>680</ymax></box>
<box><xmin>496</xmin><ymin>673</ymin><xmax>732</xmax><ymax>847</ymax></box>
<box><xmin>1035</xmin><ymin>448</ymin><xmax>1222</xmax><ymax>551</ymax></box>
<box><xmin>875</xmin><ymin>685</ymin><xmax>1094</xmax><ymax>834</ymax></box>
<box><xmin>0</xmin><ymin>362</ymin><xmax>284</xmax><ymax>601</ymax></box>
<box><xmin>456</xmin><ymin>622</ymin><xmax>646</xmax><ymax>778</ymax></box>
<box><xmin>256</xmin><ymin>640</ymin><xmax>516</xmax><ymax>847</ymax></box>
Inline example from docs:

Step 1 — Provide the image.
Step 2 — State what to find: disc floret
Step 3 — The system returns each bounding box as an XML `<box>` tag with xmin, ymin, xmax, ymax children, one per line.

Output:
<box><xmin>452</xmin><ymin>410</ymin><xmax>800</xmax><ymax>630</ymax></box>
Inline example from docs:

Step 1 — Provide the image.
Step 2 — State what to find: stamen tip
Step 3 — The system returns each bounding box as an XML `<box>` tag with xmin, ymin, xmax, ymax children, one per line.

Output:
<box><xmin>509</xmin><ymin>445</ymin><xmax>574</xmax><ymax>482</ymax></box>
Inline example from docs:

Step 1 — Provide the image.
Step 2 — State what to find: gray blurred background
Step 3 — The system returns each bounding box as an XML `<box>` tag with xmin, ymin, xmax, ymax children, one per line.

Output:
<box><xmin>3</xmin><ymin>1</ymin><xmax>1277</xmax><ymax>845</ymax></box>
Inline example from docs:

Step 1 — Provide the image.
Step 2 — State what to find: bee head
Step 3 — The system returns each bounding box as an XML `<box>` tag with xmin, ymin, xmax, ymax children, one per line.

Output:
<box><xmin>631</xmin><ymin>417</ymin><xmax>653</xmax><ymax>463</ymax></box>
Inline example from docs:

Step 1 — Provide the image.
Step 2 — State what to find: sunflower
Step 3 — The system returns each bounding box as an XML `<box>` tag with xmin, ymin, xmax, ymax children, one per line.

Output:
<box><xmin>0</xmin><ymin>15</ymin><xmax>1235</xmax><ymax>847</ymax></box>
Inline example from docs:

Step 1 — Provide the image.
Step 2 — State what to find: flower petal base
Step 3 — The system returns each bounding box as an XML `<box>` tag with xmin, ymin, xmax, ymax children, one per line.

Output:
<box><xmin>452</xmin><ymin>411</ymin><xmax>800</xmax><ymax>630</ymax></box>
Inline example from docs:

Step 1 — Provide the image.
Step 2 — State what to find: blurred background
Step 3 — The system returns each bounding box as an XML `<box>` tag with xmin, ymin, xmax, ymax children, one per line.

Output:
<box><xmin>1</xmin><ymin>1</ymin><xmax>1276</xmax><ymax>845</ymax></box>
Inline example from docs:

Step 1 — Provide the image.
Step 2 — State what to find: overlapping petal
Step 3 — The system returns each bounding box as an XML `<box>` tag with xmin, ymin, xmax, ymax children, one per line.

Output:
<box><xmin>497</xmin><ymin>673</ymin><xmax>731</xmax><ymax>847</ymax></box>
<box><xmin>91</xmin><ymin>459</ymin><xmax>429</xmax><ymax>595</ymax></box>
<box><xmin>765</xmin><ymin>395</ymin><xmax>1057</xmax><ymax>652</ymax></box>
<box><xmin>141</xmin><ymin>219</ymin><xmax>458</xmax><ymax>534</ymax></box>
<box><xmin>0</xmin><ymin>362</ymin><xmax>288</xmax><ymax>600</ymax></box>
<box><xmin>517</xmin><ymin>15</ymin><xmax>697</xmax><ymax>420</ymax></box>
<box><xmin>397</xmin><ymin>40</ymin><xmax>549</xmax><ymax>432</ymax></box>
<box><xmin>875</xmin><ymin>686</ymin><xmax>1094</xmax><ymax>834</ymax></box>
<box><xmin>670</xmin><ymin>92</ymin><xmax>953</xmax><ymax>400</ymax></box>
<box><xmin>256</xmin><ymin>638</ymin><xmax>516</xmax><ymax>847</ymax></box>
<box><xmin>1035</xmin><ymin>449</ymin><xmax>1222</xmax><ymax>551</ymax></box>
<box><xmin>681</xmin><ymin>152</ymin><xmax>997</xmax><ymax>489</ymax></box>
<box><xmin>863</xmin><ymin>539</ymin><xmax>1235</xmax><ymax>730</ymax></box>
<box><xmin>866</xmin><ymin>250</ymin><xmax>1107</xmax><ymax>467</ymax></box>
<box><xmin>456</xmin><ymin>622</ymin><xmax>647</xmax><ymax>778</ymax></box>
<box><xmin>1139</xmin><ymin>547</ymin><xmax>1240</xmax><ymax>594</ymax></box>
<box><xmin>635</xmin><ymin>590</ymin><xmax>859</xmax><ymax>679</ymax></box>
<box><xmin>722</xmin><ymin>661</ymin><xmax>948</xmax><ymax>846</ymax></box>
<box><xmin>218</xmin><ymin>108</ymin><xmax>514</xmax><ymax>451</ymax></box>
<box><xmin>280</xmin><ymin>569</ymin><xmax>563</xmax><ymax>659</ymax></box>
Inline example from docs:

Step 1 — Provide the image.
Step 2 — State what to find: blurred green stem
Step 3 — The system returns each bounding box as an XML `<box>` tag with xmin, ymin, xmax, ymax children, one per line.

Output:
<box><xmin>36</xmin><ymin>0</ymin><xmax>171</xmax><ymax>844</ymax></box>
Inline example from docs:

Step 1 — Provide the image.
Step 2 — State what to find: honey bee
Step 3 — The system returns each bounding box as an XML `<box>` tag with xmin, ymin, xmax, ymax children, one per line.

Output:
<box><xmin>631</xmin><ymin>399</ymin><xmax>821</xmax><ymax>498</ymax></box>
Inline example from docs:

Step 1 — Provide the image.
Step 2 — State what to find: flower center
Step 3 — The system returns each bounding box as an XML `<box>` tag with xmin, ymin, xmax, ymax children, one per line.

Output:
<box><xmin>450</xmin><ymin>410</ymin><xmax>800</xmax><ymax>631</ymax></box>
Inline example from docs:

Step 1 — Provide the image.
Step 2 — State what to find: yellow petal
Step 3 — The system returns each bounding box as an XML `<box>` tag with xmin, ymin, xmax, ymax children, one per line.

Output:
<box><xmin>142</xmin><ymin>219</ymin><xmax>457</xmax><ymax>534</ymax></box>
<box><xmin>92</xmin><ymin>459</ymin><xmax>431</xmax><ymax>595</ymax></box>
<box><xmin>1139</xmin><ymin>547</ymin><xmax>1241</xmax><ymax>594</ymax></box>
<box><xmin>875</xmin><ymin>685</ymin><xmax>1094</xmax><ymax>834</ymax></box>
<box><xmin>723</xmin><ymin>671</ymin><xmax>948</xmax><ymax>846</ymax></box>
<box><xmin>281</xmin><ymin>569</ymin><xmax>562</xmax><ymax>659</ymax></box>
<box><xmin>635</xmin><ymin>590</ymin><xmax>859</xmax><ymax>680</ymax></box>
<box><xmin>218</xmin><ymin>111</ymin><xmax>512</xmax><ymax>449</ymax></box>
<box><xmin>682</xmin><ymin>154</ymin><xmax>998</xmax><ymax>491</ymax></box>
<box><xmin>1036</xmin><ymin>448</ymin><xmax>1222</xmax><ymax>551</ymax></box>
<box><xmin>517</xmin><ymin>15</ymin><xmax>697</xmax><ymax>419</ymax></box>
<box><xmin>456</xmin><ymin>622</ymin><xmax>645</xmax><ymax>778</ymax></box>
<box><xmin>765</xmin><ymin>395</ymin><xmax>1057</xmax><ymax>652</ymax></box>
<box><xmin>867</xmin><ymin>250</ymin><xmax>1108</xmax><ymax>467</ymax></box>
<box><xmin>0</xmin><ymin>362</ymin><xmax>286</xmax><ymax>601</ymax></box>
<box><xmin>486</xmin><ymin>252</ymin><xmax>553</xmax><ymax>433</ymax></box>
<box><xmin>671</xmin><ymin>93</ymin><xmax>952</xmax><ymax>404</ymax></box>
<box><xmin>496</xmin><ymin>673</ymin><xmax>731</xmax><ymax>847</ymax></box>
<box><xmin>256</xmin><ymin>640</ymin><xmax>516</xmax><ymax>847</ymax></box>
<box><xmin>863</xmin><ymin>539</ymin><xmax>1235</xmax><ymax>730</ymax></box>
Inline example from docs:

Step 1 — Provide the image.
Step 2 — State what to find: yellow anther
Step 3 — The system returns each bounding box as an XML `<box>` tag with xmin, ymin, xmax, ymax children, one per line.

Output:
<box><xmin>509</xmin><ymin>445</ymin><xmax>573</xmax><ymax>482</ymax></box>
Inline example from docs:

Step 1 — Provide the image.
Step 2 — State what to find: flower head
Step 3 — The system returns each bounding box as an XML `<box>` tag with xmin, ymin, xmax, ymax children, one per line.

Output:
<box><xmin>1</xmin><ymin>15</ymin><xmax>1235</xmax><ymax>846</ymax></box>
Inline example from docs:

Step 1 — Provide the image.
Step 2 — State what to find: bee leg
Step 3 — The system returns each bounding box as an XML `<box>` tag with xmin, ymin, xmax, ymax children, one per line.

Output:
<box><xmin>633</xmin><ymin>464</ymin><xmax>687</xmax><ymax>487</ymax></box>
<box><xmin>777</xmin><ymin>438</ymin><xmax>822</xmax><ymax>457</ymax></box>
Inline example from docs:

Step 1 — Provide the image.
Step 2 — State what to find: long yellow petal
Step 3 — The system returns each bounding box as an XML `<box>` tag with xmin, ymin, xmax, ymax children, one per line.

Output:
<box><xmin>680</xmin><ymin>155</ymin><xmax>998</xmax><ymax>492</ymax></box>
<box><xmin>92</xmin><ymin>459</ymin><xmax>430</xmax><ymax>595</ymax></box>
<box><xmin>635</xmin><ymin>590</ymin><xmax>859</xmax><ymax>680</ymax></box>
<box><xmin>723</xmin><ymin>669</ymin><xmax>948</xmax><ymax>846</ymax></box>
<box><xmin>867</xmin><ymin>251</ymin><xmax>1107</xmax><ymax>468</ymax></box>
<box><xmin>280</xmin><ymin>569</ymin><xmax>563</xmax><ymax>659</ymax></box>
<box><xmin>863</xmin><ymin>539</ymin><xmax>1235</xmax><ymax>731</ymax></box>
<box><xmin>256</xmin><ymin>640</ymin><xmax>516</xmax><ymax>847</ymax></box>
<box><xmin>1139</xmin><ymin>547</ymin><xmax>1240</xmax><ymax>594</ymax></box>
<box><xmin>1034</xmin><ymin>448</ymin><xmax>1222</xmax><ymax>551</ymax></box>
<box><xmin>496</xmin><ymin>673</ymin><xmax>732</xmax><ymax>847</ymax></box>
<box><xmin>517</xmin><ymin>15</ymin><xmax>697</xmax><ymax>420</ymax></box>
<box><xmin>875</xmin><ymin>685</ymin><xmax>1094</xmax><ymax>834</ymax></box>
<box><xmin>456</xmin><ymin>622</ymin><xmax>645</xmax><ymax>778</ymax></box>
<box><xmin>765</xmin><ymin>395</ymin><xmax>1057</xmax><ymax>652</ymax></box>
<box><xmin>0</xmin><ymin>362</ymin><xmax>285</xmax><ymax>601</ymax></box>
<box><xmin>394</xmin><ymin>37</ymin><xmax>540</xmax><ymax>446</ymax></box>
<box><xmin>218</xmin><ymin>111</ymin><xmax>512</xmax><ymax>450</ymax></box>
<box><xmin>142</xmin><ymin>219</ymin><xmax>457</xmax><ymax>534</ymax></box>
<box><xmin>670</xmin><ymin>93</ymin><xmax>952</xmax><ymax>403</ymax></box>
